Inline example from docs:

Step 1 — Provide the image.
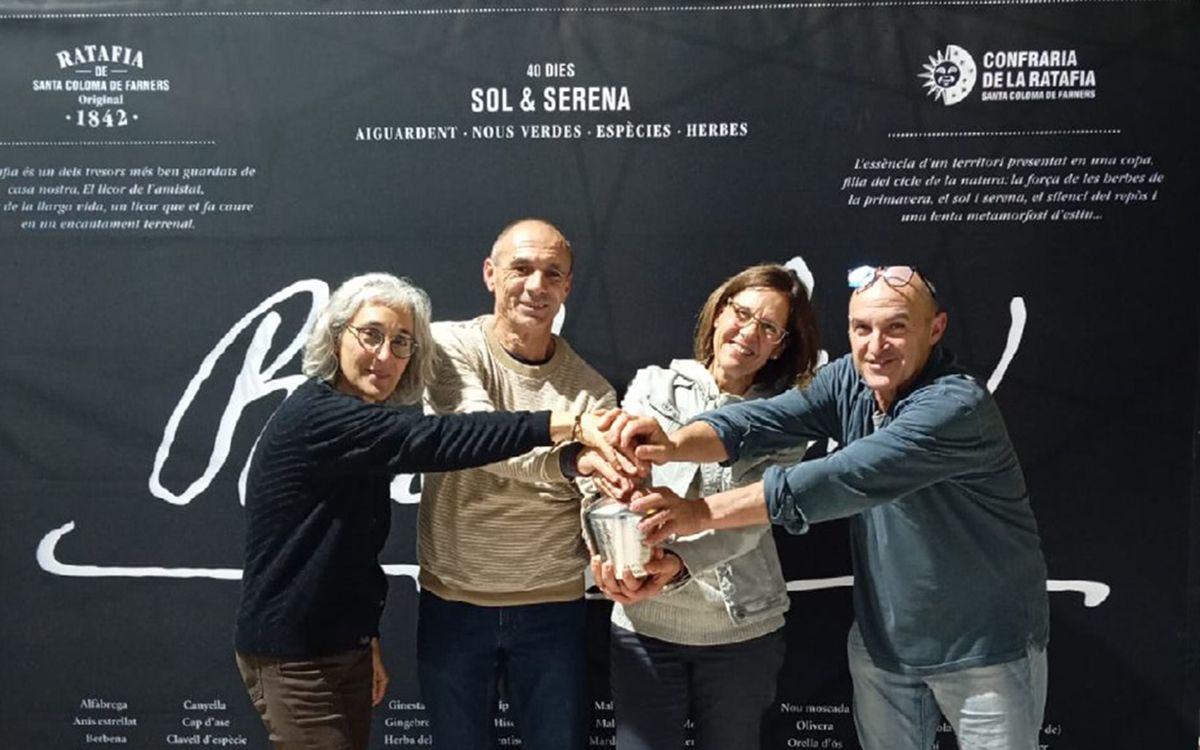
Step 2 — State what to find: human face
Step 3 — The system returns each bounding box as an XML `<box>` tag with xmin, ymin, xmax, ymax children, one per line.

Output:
<box><xmin>334</xmin><ymin>302</ymin><xmax>414</xmax><ymax>403</ymax></box>
<box><xmin>710</xmin><ymin>287</ymin><xmax>790</xmax><ymax>393</ymax></box>
<box><xmin>484</xmin><ymin>221</ymin><xmax>572</xmax><ymax>333</ymax></box>
<box><xmin>848</xmin><ymin>281</ymin><xmax>946</xmax><ymax>411</ymax></box>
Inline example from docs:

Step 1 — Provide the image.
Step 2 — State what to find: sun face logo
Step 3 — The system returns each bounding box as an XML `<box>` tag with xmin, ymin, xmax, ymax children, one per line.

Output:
<box><xmin>920</xmin><ymin>45</ymin><xmax>977</xmax><ymax>106</ymax></box>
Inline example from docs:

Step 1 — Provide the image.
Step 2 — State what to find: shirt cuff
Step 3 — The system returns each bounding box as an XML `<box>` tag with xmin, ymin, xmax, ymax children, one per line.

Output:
<box><xmin>764</xmin><ymin>465</ymin><xmax>810</xmax><ymax>535</ymax></box>
<box><xmin>531</xmin><ymin>410</ymin><xmax>554</xmax><ymax>446</ymax></box>
<box><xmin>558</xmin><ymin>441</ymin><xmax>586</xmax><ymax>479</ymax></box>
<box><xmin>691</xmin><ymin>413</ymin><xmax>744</xmax><ymax>465</ymax></box>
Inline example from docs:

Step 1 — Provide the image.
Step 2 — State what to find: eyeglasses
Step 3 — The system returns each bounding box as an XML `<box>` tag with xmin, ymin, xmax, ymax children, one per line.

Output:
<box><xmin>847</xmin><ymin>265</ymin><xmax>938</xmax><ymax>298</ymax></box>
<box><xmin>345</xmin><ymin>324</ymin><xmax>418</xmax><ymax>359</ymax></box>
<box><xmin>725</xmin><ymin>300</ymin><xmax>789</xmax><ymax>344</ymax></box>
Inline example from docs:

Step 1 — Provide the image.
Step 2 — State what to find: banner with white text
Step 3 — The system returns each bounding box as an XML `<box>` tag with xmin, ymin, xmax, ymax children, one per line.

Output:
<box><xmin>1</xmin><ymin>2</ymin><xmax>1196</xmax><ymax>748</ymax></box>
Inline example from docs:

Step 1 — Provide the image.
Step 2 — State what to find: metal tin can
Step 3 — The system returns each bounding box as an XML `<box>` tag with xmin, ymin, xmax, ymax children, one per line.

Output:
<box><xmin>583</xmin><ymin>495</ymin><xmax>652</xmax><ymax>578</ymax></box>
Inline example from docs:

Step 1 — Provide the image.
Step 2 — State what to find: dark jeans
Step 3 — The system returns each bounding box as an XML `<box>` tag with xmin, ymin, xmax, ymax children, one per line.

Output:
<box><xmin>417</xmin><ymin>590</ymin><xmax>589</xmax><ymax>750</ymax></box>
<box><xmin>235</xmin><ymin>647</ymin><xmax>372</xmax><ymax>750</ymax></box>
<box><xmin>609</xmin><ymin>624</ymin><xmax>786</xmax><ymax>750</ymax></box>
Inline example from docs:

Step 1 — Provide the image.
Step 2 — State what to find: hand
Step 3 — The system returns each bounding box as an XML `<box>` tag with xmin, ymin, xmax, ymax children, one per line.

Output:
<box><xmin>578</xmin><ymin>446</ymin><xmax>643</xmax><ymax>499</ymax></box>
<box><xmin>631</xmin><ymin>487</ymin><xmax>711</xmax><ymax>545</ymax></box>
<box><xmin>592</xmin><ymin>471</ymin><xmax>636</xmax><ymax>502</ymax></box>
<box><xmin>370</xmin><ymin>638</ymin><xmax>389</xmax><ymax>706</ymax></box>
<box><xmin>577</xmin><ymin>409</ymin><xmax>642</xmax><ymax>476</ymax></box>
<box><xmin>577</xmin><ymin>448</ymin><xmax>639</xmax><ymax>500</ymax></box>
<box><xmin>617</xmin><ymin>415</ymin><xmax>675</xmax><ymax>465</ymax></box>
<box><xmin>591</xmin><ymin>547</ymin><xmax>684</xmax><ymax>605</ymax></box>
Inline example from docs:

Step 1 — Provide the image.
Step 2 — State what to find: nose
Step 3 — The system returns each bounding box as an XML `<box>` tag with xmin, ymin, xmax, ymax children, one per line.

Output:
<box><xmin>866</xmin><ymin>329</ymin><xmax>886</xmax><ymax>354</ymax></box>
<box><xmin>731</xmin><ymin>315</ymin><xmax>762</xmax><ymax>339</ymax></box>
<box><xmin>525</xmin><ymin>270</ymin><xmax>548</xmax><ymax>293</ymax></box>
<box><xmin>372</xmin><ymin>343</ymin><xmax>395</xmax><ymax>362</ymax></box>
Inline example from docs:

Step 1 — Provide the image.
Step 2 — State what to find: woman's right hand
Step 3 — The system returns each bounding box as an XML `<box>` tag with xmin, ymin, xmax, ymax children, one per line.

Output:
<box><xmin>591</xmin><ymin>548</ymin><xmax>684</xmax><ymax>605</ymax></box>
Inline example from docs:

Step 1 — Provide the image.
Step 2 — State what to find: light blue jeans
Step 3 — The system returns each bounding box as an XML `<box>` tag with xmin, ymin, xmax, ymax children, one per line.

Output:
<box><xmin>847</xmin><ymin>623</ymin><xmax>1048</xmax><ymax>750</ymax></box>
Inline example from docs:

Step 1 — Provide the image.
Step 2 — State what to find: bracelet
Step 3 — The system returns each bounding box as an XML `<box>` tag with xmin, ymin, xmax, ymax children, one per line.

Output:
<box><xmin>571</xmin><ymin>413</ymin><xmax>583</xmax><ymax>443</ymax></box>
<box><xmin>661</xmin><ymin>551</ymin><xmax>691</xmax><ymax>593</ymax></box>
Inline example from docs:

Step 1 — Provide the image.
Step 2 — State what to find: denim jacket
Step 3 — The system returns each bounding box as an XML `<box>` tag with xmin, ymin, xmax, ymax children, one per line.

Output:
<box><xmin>613</xmin><ymin>360</ymin><xmax>806</xmax><ymax>642</ymax></box>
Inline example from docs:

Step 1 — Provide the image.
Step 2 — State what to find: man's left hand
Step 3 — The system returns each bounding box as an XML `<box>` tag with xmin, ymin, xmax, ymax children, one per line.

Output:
<box><xmin>632</xmin><ymin>487</ymin><xmax>712</xmax><ymax>545</ymax></box>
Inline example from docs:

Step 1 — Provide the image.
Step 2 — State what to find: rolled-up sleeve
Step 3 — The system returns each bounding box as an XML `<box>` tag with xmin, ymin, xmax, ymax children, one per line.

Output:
<box><xmin>763</xmin><ymin>465</ymin><xmax>812</xmax><ymax>534</ymax></box>
<box><xmin>763</xmin><ymin>385</ymin><xmax>986</xmax><ymax>534</ymax></box>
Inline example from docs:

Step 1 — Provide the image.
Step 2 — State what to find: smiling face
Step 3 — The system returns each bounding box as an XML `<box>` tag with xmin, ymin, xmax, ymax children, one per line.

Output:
<box><xmin>334</xmin><ymin>302</ymin><xmax>414</xmax><ymax>403</ymax></box>
<box><xmin>934</xmin><ymin>61</ymin><xmax>961</xmax><ymax>88</ymax></box>
<box><xmin>709</xmin><ymin>287</ymin><xmax>790</xmax><ymax>395</ymax></box>
<box><xmin>484</xmin><ymin>220</ymin><xmax>572</xmax><ymax>339</ymax></box>
<box><xmin>847</xmin><ymin>279</ymin><xmax>945</xmax><ymax>412</ymax></box>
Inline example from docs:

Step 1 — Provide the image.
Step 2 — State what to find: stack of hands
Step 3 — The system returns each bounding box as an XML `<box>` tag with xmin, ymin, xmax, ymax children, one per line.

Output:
<box><xmin>572</xmin><ymin>410</ymin><xmax>707</xmax><ymax>605</ymax></box>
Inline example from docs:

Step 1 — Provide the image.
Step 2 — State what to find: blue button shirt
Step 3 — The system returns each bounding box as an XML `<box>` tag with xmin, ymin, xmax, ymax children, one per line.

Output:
<box><xmin>697</xmin><ymin>347</ymin><xmax>1048</xmax><ymax>674</ymax></box>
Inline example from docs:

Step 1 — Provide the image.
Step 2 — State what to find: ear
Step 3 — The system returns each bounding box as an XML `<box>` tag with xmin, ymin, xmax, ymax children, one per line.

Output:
<box><xmin>482</xmin><ymin>257</ymin><xmax>496</xmax><ymax>292</ymax></box>
<box><xmin>929</xmin><ymin>311</ymin><xmax>948</xmax><ymax>345</ymax></box>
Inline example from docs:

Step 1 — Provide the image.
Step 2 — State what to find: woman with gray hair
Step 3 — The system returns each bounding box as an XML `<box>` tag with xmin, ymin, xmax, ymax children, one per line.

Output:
<box><xmin>234</xmin><ymin>272</ymin><xmax>622</xmax><ymax>750</ymax></box>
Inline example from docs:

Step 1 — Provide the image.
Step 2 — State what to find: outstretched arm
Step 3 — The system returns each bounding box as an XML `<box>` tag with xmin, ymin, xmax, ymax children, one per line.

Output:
<box><xmin>631</xmin><ymin>484</ymin><xmax>770</xmax><ymax>545</ymax></box>
<box><xmin>619</xmin><ymin>417</ymin><xmax>729</xmax><ymax>465</ymax></box>
<box><xmin>426</xmin><ymin>327</ymin><xmax>621</xmax><ymax>484</ymax></box>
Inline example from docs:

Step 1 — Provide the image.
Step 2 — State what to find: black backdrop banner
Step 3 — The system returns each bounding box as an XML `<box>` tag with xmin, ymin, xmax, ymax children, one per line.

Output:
<box><xmin>1</xmin><ymin>2</ymin><xmax>1196</xmax><ymax>748</ymax></box>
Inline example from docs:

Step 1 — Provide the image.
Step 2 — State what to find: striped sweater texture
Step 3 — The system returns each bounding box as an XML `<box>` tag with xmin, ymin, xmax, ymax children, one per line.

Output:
<box><xmin>418</xmin><ymin>316</ymin><xmax>616</xmax><ymax>606</ymax></box>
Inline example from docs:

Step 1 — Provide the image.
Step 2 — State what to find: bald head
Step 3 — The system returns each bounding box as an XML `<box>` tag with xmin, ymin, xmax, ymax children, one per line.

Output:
<box><xmin>847</xmin><ymin>273</ymin><xmax>947</xmax><ymax>411</ymax></box>
<box><xmin>885</xmin><ymin>271</ymin><xmax>939</xmax><ymax>319</ymax></box>
<box><xmin>483</xmin><ymin>218</ymin><xmax>574</xmax><ymax>355</ymax></box>
<box><xmin>490</xmin><ymin>218</ymin><xmax>572</xmax><ymax>270</ymax></box>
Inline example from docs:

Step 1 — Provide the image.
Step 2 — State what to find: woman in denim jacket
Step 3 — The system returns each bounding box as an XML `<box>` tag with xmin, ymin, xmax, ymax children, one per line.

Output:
<box><xmin>593</xmin><ymin>264</ymin><xmax>822</xmax><ymax>750</ymax></box>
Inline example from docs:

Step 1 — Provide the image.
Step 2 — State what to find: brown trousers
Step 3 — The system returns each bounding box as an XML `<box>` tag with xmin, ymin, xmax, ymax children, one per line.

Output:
<box><xmin>236</xmin><ymin>648</ymin><xmax>372</xmax><ymax>750</ymax></box>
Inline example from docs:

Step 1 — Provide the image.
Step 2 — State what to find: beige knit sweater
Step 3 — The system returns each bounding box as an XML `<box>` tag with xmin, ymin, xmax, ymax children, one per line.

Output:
<box><xmin>418</xmin><ymin>316</ymin><xmax>616</xmax><ymax>606</ymax></box>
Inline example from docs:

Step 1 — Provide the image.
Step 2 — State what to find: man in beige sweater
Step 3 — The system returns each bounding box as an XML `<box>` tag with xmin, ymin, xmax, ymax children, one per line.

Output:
<box><xmin>417</xmin><ymin>218</ymin><xmax>616</xmax><ymax>750</ymax></box>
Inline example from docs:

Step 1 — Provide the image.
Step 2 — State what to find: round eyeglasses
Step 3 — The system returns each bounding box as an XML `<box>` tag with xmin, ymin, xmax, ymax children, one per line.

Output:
<box><xmin>725</xmin><ymin>300</ymin><xmax>789</xmax><ymax>344</ymax></box>
<box><xmin>345</xmin><ymin>324</ymin><xmax>418</xmax><ymax>359</ymax></box>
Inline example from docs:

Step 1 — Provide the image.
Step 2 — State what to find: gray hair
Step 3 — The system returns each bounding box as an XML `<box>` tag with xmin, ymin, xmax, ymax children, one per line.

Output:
<box><xmin>301</xmin><ymin>272</ymin><xmax>434</xmax><ymax>406</ymax></box>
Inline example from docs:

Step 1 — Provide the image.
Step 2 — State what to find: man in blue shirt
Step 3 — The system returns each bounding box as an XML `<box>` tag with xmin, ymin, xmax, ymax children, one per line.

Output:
<box><xmin>623</xmin><ymin>265</ymin><xmax>1049</xmax><ymax>750</ymax></box>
